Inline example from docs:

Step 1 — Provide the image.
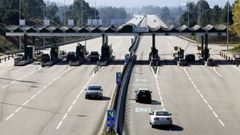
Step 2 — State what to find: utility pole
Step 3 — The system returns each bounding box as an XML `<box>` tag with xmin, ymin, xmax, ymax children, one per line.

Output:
<box><xmin>227</xmin><ymin>0</ymin><xmax>230</xmax><ymax>51</ymax></box>
<box><xmin>19</xmin><ymin>0</ymin><xmax>21</xmax><ymax>51</ymax></box>
<box><xmin>95</xmin><ymin>0</ymin><xmax>97</xmax><ymax>20</ymax></box>
<box><xmin>187</xmin><ymin>0</ymin><xmax>190</xmax><ymax>27</ymax></box>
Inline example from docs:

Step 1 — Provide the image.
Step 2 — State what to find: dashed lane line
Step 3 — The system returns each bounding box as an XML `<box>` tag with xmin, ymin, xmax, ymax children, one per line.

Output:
<box><xmin>212</xmin><ymin>67</ymin><xmax>223</xmax><ymax>78</ymax></box>
<box><xmin>183</xmin><ymin>67</ymin><xmax>225</xmax><ymax>127</ymax></box>
<box><xmin>1</xmin><ymin>67</ymin><xmax>41</xmax><ymax>89</ymax></box>
<box><xmin>56</xmin><ymin>73</ymin><xmax>96</xmax><ymax>129</ymax></box>
<box><xmin>150</xmin><ymin>67</ymin><xmax>165</xmax><ymax>108</ymax></box>
<box><xmin>56</xmin><ymin>66</ymin><xmax>106</xmax><ymax>129</ymax></box>
<box><xmin>5</xmin><ymin>67</ymin><xmax>71</xmax><ymax>121</ymax></box>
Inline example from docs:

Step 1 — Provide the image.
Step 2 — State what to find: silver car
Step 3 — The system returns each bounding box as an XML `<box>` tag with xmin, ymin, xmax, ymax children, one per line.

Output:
<box><xmin>149</xmin><ymin>109</ymin><xmax>173</xmax><ymax>127</ymax></box>
<box><xmin>85</xmin><ymin>85</ymin><xmax>103</xmax><ymax>99</ymax></box>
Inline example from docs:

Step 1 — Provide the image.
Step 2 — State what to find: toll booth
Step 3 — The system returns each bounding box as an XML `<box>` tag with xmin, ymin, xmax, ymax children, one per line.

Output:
<box><xmin>101</xmin><ymin>44</ymin><xmax>113</xmax><ymax>61</ymax></box>
<box><xmin>76</xmin><ymin>43</ymin><xmax>87</xmax><ymax>59</ymax></box>
<box><xmin>149</xmin><ymin>34</ymin><xmax>160</xmax><ymax>66</ymax></box>
<box><xmin>200</xmin><ymin>34</ymin><xmax>210</xmax><ymax>61</ymax></box>
<box><xmin>26</xmin><ymin>46</ymin><xmax>35</xmax><ymax>60</ymax></box>
<box><xmin>100</xmin><ymin>35</ymin><xmax>113</xmax><ymax>61</ymax></box>
<box><xmin>50</xmin><ymin>46</ymin><xmax>59</xmax><ymax>60</ymax></box>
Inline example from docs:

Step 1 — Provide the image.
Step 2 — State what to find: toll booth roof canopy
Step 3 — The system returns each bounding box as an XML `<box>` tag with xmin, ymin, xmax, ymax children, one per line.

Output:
<box><xmin>5</xmin><ymin>24</ymin><xmax>227</xmax><ymax>33</ymax></box>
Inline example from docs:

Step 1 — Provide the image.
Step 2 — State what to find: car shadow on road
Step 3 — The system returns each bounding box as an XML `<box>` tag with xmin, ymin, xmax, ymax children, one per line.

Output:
<box><xmin>89</xmin><ymin>96</ymin><xmax>110</xmax><ymax>101</ymax></box>
<box><xmin>151</xmin><ymin>100</ymin><xmax>161</xmax><ymax>105</ymax></box>
<box><xmin>153</xmin><ymin>124</ymin><xmax>184</xmax><ymax>131</ymax></box>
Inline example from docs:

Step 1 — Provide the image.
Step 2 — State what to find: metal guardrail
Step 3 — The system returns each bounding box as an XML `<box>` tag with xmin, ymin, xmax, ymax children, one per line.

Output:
<box><xmin>114</xmin><ymin>35</ymin><xmax>140</xmax><ymax>135</ymax></box>
<box><xmin>115</xmin><ymin>54</ymin><xmax>136</xmax><ymax>135</ymax></box>
<box><xmin>220</xmin><ymin>51</ymin><xmax>240</xmax><ymax>65</ymax></box>
<box><xmin>0</xmin><ymin>54</ymin><xmax>15</xmax><ymax>63</ymax></box>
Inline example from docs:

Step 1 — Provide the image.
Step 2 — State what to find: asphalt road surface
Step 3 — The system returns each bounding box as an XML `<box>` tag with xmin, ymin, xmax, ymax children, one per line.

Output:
<box><xmin>0</xmin><ymin>16</ymin><xmax>142</xmax><ymax>135</ymax></box>
<box><xmin>124</xmin><ymin>15</ymin><xmax>240</xmax><ymax>135</ymax></box>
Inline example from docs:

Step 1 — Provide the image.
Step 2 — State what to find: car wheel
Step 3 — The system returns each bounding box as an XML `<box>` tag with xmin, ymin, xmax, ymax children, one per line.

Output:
<box><xmin>85</xmin><ymin>95</ymin><xmax>88</xmax><ymax>99</ymax></box>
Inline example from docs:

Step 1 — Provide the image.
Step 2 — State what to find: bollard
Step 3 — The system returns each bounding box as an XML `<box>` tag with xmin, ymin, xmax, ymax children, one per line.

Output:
<box><xmin>4</xmin><ymin>57</ymin><xmax>6</xmax><ymax>61</ymax></box>
<box><xmin>0</xmin><ymin>58</ymin><xmax>1</xmax><ymax>63</ymax></box>
<box><xmin>8</xmin><ymin>55</ymin><xmax>10</xmax><ymax>60</ymax></box>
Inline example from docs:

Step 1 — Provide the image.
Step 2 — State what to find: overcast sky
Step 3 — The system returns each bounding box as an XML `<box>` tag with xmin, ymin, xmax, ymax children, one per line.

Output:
<box><xmin>47</xmin><ymin>0</ymin><xmax>235</xmax><ymax>8</ymax></box>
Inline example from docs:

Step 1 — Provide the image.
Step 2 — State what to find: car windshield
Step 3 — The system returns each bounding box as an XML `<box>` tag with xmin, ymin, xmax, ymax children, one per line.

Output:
<box><xmin>139</xmin><ymin>90</ymin><xmax>150</xmax><ymax>94</ymax></box>
<box><xmin>88</xmin><ymin>86</ymin><xmax>101</xmax><ymax>91</ymax></box>
<box><xmin>155</xmin><ymin>111</ymin><xmax>170</xmax><ymax>116</ymax></box>
<box><xmin>91</xmin><ymin>52</ymin><xmax>99</xmax><ymax>55</ymax></box>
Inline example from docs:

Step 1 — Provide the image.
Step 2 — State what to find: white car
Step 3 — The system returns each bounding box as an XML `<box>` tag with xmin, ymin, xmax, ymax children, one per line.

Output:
<box><xmin>149</xmin><ymin>109</ymin><xmax>173</xmax><ymax>127</ymax></box>
<box><xmin>85</xmin><ymin>85</ymin><xmax>103</xmax><ymax>99</ymax></box>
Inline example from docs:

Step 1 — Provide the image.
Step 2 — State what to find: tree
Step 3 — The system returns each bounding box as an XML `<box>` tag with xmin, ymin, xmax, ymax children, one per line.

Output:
<box><xmin>67</xmin><ymin>0</ymin><xmax>98</xmax><ymax>26</ymax></box>
<box><xmin>222</xmin><ymin>2</ymin><xmax>233</xmax><ymax>25</ymax></box>
<box><xmin>195</xmin><ymin>0</ymin><xmax>211</xmax><ymax>26</ymax></box>
<box><xmin>231</xmin><ymin>0</ymin><xmax>240</xmax><ymax>34</ymax></box>
<box><xmin>98</xmin><ymin>7</ymin><xmax>127</xmax><ymax>26</ymax></box>
<box><xmin>21</xmin><ymin>0</ymin><xmax>45</xmax><ymax>20</ymax></box>
<box><xmin>3</xmin><ymin>9</ymin><xmax>19</xmax><ymax>25</ymax></box>
<box><xmin>210</xmin><ymin>5</ymin><xmax>222</xmax><ymax>24</ymax></box>
<box><xmin>46</xmin><ymin>2</ymin><xmax>60</xmax><ymax>24</ymax></box>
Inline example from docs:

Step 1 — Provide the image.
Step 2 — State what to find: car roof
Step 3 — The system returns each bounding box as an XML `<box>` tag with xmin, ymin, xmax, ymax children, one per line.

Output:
<box><xmin>88</xmin><ymin>85</ymin><xmax>101</xmax><ymax>89</ymax></box>
<box><xmin>138</xmin><ymin>88</ymin><xmax>150</xmax><ymax>91</ymax></box>
<box><xmin>154</xmin><ymin>109</ymin><xmax>169</xmax><ymax>113</ymax></box>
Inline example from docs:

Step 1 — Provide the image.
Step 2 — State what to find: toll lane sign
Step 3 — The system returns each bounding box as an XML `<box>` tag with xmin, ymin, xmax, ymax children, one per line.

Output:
<box><xmin>116</xmin><ymin>72</ymin><xmax>122</xmax><ymax>85</ymax></box>
<box><xmin>106</xmin><ymin>110</ymin><xmax>115</xmax><ymax>128</ymax></box>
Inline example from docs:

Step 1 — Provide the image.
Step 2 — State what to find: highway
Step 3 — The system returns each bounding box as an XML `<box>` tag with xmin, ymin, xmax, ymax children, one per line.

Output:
<box><xmin>1</xmin><ymin>14</ymin><xmax>240</xmax><ymax>135</ymax></box>
<box><xmin>0</xmin><ymin>16</ymin><xmax>142</xmax><ymax>135</ymax></box>
<box><xmin>124</xmin><ymin>15</ymin><xmax>240</xmax><ymax>135</ymax></box>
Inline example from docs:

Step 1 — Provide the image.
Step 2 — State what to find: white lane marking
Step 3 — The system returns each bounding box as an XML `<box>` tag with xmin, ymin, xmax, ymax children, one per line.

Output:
<box><xmin>183</xmin><ymin>67</ymin><xmax>225</xmax><ymax>127</ymax></box>
<box><xmin>5</xmin><ymin>113</ymin><xmax>14</xmax><ymax>121</ymax></box>
<box><xmin>232</xmin><ymin>65</ymin><xmax>240</xmax><ymax>71</ymax></box>
<box><xmin>56</xmin><ymin>71</ymin><xmax>96</xmax><ymax>129</ymax></box>
<box><xmin>212</xmin><ymin>67</ymin><xmax>223</xmax><ymax>78</ymax></box>
<box><xmin>5</xmin><ymin>67</ymin><xmax>71</xmax><ymax>121</ymax></box>
<box><xmin>151</xmin><ymin>67</ymin><xmax>165</xmax><ymax>108</ymax></box>
<box><xmin>56</xmin><ymin>121</ymin><xmax>63</xmax><ymax>129</ymax></box>
<box><xmin>1</xmin><ymin>67</ymin><xmax>41</xmax><ymax>89</ymax></box>
<box><xmin>218</xmin><ymin>119</ymin><xmax>225</xmax><ymax>127</ymax></box>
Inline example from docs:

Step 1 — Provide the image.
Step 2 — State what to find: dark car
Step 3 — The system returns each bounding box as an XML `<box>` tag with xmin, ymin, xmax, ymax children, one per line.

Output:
<box><xmin>89</xmin><ymin>51</ymin><xmax>100</xmax><ymax>61</ymax></box>
<box><xmin>178</xmin><ymin>58</ymin><xmax>187</xmax><ymax>66</ymax></box>
<box><xmin>207</xmin><ymin>58</ymin><xmax>215</xmax><ymax>66</ymax></box>
<box><xmin>135</xmin><ymin>88</ymin><xmax>152</xmax><ymax>104</ymax></box>
<box><xmin>185</xmin><ymin>54</ymin><xmax>195</xmax><ymax>63</ymax></box>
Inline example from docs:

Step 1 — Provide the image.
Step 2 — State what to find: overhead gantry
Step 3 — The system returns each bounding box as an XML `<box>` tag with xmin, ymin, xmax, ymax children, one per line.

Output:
<box><xmin>5</xmin><ymin>24</ymin><xmax>227</xmax><ymax>61</ymax></box>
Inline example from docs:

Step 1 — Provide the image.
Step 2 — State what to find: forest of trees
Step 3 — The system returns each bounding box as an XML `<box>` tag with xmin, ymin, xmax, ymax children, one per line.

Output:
<box><xmin>180</xmin><ymin>0</ymin><xmax>233</xmax><ymax>27</ymax></box>
<box><xmin>98</xmin><ymin>7</ymin><xmax>128</xmax><ymax>26</ymax></box>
